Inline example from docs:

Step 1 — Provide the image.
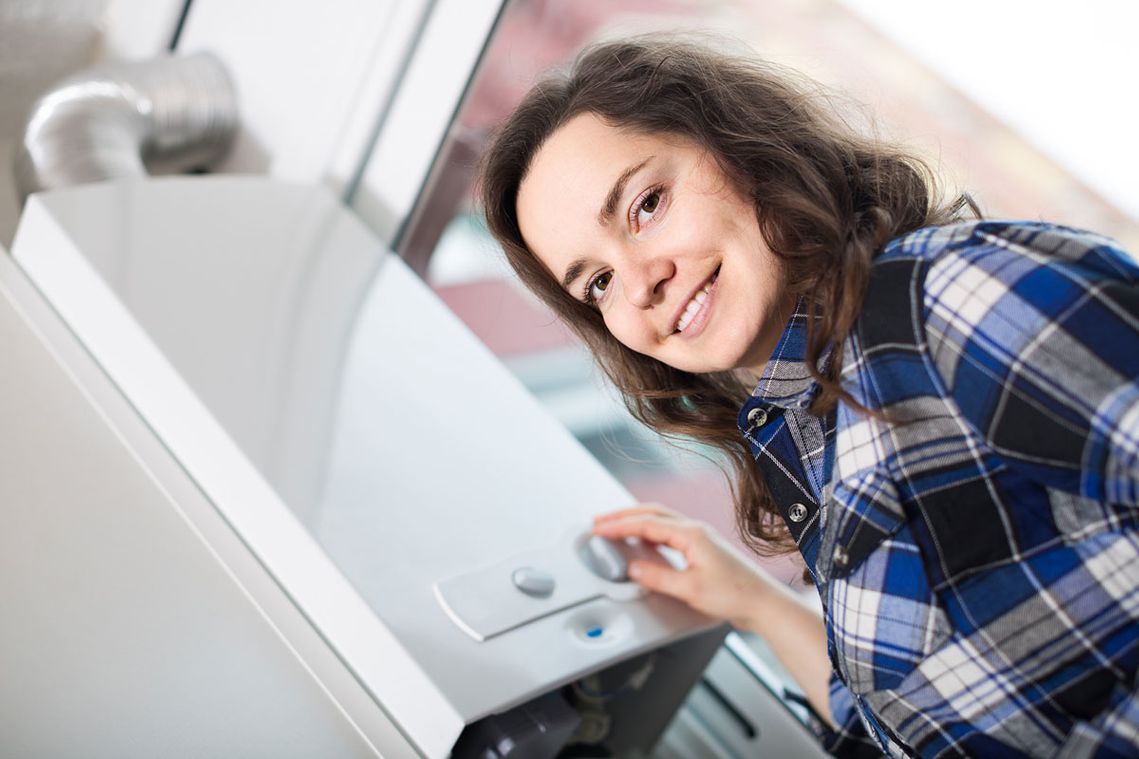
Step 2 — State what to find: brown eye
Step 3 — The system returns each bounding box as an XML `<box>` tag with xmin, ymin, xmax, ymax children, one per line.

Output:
<box><xmin>632</xmin><ymin>187</ymin><xmax>666</xmax><ymax>230</ymax></box>
<box><xmin>587</xmin><ymin>271</ymin><xmax>612</xmax><ymax>303</ymax></box>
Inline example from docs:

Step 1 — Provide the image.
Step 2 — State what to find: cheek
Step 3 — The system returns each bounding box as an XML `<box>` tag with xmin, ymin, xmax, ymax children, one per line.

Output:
<box><xmin>601</xmin><ymin>311</ymin><xmax>655</xmax><ymax>353</ymax></box>
<box><xmin>677</xmin><ymin>203</ymin><xmax>750</xmax><ymax>256</ymax></box>
<box><xmin>665</xmin><ymin>206</ymin><xmax>712</xmax><ymax>248</ymax></box>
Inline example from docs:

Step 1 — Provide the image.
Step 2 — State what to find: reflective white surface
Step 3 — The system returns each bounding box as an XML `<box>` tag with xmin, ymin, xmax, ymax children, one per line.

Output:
<box><xmin>12</xmin><ymin>177</ymin><xmax>715</xmax><ymax>754</ymax></box>
<box><xmin>0</xmin><ymin>247</ymin><xmax>398</xmax><ymax>758</ymax></box>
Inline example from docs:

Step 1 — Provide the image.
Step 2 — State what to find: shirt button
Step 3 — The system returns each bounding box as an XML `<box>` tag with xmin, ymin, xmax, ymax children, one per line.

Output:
<box><xmin>747</xmin><ymin>407</ymin><xmax>768</xmax><ymax>428</ymax></box>
<box><xmin>788</xmin><ymin>503</ymin><xmax>808</xmax><ymax>523</ymax></box>
<box><xmin>832</xmin><ymin>546</ymin><xmax>849</xmax><ymax>569</ymax></box>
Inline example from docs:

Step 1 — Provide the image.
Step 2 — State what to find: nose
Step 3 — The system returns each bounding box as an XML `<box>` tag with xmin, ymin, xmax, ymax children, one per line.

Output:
<box><xmin>623</xmin><ymin>255</ymin><xmax>675</xmax><ymax>309</ymax></box>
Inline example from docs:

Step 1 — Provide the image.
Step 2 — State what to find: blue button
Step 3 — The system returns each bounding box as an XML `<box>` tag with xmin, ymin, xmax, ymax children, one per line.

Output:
<box><xmin>585</xmin><ymin>626</ymin><xmax>604</xmax><ymax>639</ymax></box>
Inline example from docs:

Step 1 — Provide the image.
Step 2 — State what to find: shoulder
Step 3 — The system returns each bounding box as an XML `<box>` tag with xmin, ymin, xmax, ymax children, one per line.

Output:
<box><xmin>878</xmin><ymin>219</ymin><xmax>1138</xmax><ymax>295</ymax></box>
<box><xmin>850</xmin><ymin>219</ymin><xmax>1139</xmax><ymax>398</ymax></box>
<box><xmin>891</xmin><ymin>221</ymin><xmax>1139</xmax><ymax>395</ymax></box>
<box><xmin>871</xmin><ymin>219</ymin><xmax>1138</xmax><ymax>341</ymax></box>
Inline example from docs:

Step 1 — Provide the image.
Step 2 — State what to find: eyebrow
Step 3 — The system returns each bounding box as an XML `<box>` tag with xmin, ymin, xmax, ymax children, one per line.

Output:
<box><xmin>560</xmin><ymin>157</ymin><xmax>654</xmax><ymax>292</ymax></box>
<box><xmin>598</xmin><ymin>156</ymin><xmax>653</xmax><ymax>227</ymax></box>
<box><xmin>561</xmin><ymin>258</ymin><xmax>588</xmax><ymax>292</ymax></box>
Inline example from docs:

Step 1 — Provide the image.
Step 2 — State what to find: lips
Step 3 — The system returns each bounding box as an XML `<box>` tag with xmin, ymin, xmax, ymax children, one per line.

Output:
<box><xmin>673</xmin><ymin>267</ymin><xmax>719</xmax><ymax>333</ymax></box>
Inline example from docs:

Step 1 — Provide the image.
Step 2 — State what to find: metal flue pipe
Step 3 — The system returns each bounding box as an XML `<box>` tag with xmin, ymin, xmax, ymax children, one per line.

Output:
<box><xmin>14</xmin><ymin>52</ymin><xmax>238</xmax><ymax>202</ymax></box>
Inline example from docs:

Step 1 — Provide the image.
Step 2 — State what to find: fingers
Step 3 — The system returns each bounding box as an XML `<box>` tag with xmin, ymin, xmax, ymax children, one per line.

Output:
<box><xmin>590</xmin><ymin>510</ymin><xmax>772</xmax><ymax>627</ymax></box>
<box><xmin>627</xmin><ymin>558</ymin><xmax>695</xmax><ymax>602</ymax></box>
<box><xmin>593</xmin><ymin>513</ymin><xmax>701</xmax><ymax>554</ymax></box>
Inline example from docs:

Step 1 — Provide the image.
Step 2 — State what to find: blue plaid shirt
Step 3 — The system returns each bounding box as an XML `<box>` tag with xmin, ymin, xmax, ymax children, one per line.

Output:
<box><xmin>738</xmin><ymin>221</ymin><xmax>1139</xmax><ymax>757</ymax></box>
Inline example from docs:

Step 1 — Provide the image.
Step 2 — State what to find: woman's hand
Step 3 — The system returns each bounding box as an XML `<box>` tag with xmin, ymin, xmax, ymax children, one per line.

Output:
<box><xmin>596</xmin><ymin>503</ymin><xmax>835</xmax><ymax>726</ymax></box>
<box><xmin>592</xmin><ymin>504</ymin><xmax>774</xmax><ymax>631</ymax></box>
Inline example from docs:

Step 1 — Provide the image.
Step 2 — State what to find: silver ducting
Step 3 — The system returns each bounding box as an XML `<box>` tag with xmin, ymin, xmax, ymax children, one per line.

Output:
<box><xmin>14</xmin><ymin>52</ymin><xmax>238</xmax><ymax>202</ymax></box>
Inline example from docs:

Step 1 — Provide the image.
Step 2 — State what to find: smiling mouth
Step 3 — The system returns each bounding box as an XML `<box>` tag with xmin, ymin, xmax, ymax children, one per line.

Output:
<box><xmin>675</xmin><ymin>268</ymin><xmax>720</xmax><ymax>333</ymax></box>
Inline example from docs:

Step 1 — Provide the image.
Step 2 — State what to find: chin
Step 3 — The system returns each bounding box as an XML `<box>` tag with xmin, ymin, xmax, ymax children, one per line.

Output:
<box><xmin>673</xmin><ymin>357</ymin><xmax>736</xmax><ymax>375</ymax></box>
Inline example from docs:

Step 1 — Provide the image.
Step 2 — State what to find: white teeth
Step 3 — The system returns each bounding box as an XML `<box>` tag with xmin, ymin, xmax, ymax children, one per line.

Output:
<box><xmin>675</xmin><ymin>276</ymin><xmax>717</xmax><ymax>332</ymax></box>
<box><xmin>678</xmin><ymin>276</ymin><xmax>715</xmax><ymax>325</ymax></box>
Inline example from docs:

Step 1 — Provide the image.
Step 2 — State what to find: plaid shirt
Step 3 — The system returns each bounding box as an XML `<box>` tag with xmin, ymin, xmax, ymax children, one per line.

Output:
<box><xmin>738</xmin><ymin>221</ymin><xmax>1139</xmax><ymax>757</ymax></box>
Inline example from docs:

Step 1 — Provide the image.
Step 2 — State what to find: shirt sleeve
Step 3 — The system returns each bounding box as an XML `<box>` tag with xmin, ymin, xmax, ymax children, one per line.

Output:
<box><xmin>921</xmin><ymin>222</ymin><xmax>1139</xmax><ymax>506</ymax></box>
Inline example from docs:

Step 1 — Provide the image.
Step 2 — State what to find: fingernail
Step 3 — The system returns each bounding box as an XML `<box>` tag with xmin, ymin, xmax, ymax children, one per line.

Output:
<box><xmin>628</xmin><ymin>564</ymin><xmax>642</xmax><ymax>580</ymax></box>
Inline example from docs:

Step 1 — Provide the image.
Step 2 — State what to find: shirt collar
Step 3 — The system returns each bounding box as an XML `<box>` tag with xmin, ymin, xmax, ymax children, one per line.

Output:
<box><xmin>750</xmin><ymin>298</ymin><xmax>822</xmax><ymax>410</ymax></box>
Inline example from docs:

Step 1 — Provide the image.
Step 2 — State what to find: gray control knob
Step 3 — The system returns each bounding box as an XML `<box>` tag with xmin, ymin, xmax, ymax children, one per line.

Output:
<box><xmin>580</xmin><ymin>535</ymin><xmax>632</xmax><ymax>582</ymax></box>
<box><xmin>511</xmin><ymin>567</ymin><xmax>555</xmax><ymax>598</ymax></box>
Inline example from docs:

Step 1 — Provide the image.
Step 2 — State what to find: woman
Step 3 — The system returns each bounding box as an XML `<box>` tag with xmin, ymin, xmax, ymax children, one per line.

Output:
<box><xmin>479</xmin><ymin>37</ymin><xmax>1139</xmax><ymax>757</ymax></box>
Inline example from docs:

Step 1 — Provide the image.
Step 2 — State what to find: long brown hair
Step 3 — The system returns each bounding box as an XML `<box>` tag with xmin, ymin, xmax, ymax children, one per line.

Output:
<box><xmin>479</xmin><ymin>36</ymin><xmax>969</xmax><ymax>555</ymax></box>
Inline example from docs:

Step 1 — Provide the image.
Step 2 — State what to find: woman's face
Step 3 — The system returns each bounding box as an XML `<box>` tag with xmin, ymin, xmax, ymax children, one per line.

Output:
<box><xmin>516</xmin><ymin>113</ymin><xmax>791</xmax><ymax>376</ymax></box>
